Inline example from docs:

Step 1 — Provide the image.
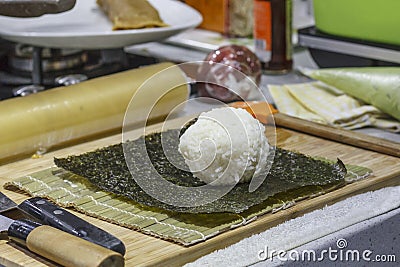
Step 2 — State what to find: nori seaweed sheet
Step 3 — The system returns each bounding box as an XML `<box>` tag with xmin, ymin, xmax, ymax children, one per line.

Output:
<box><xmin>54</xmin><ymin>129</ymin><xmax>346</xmax><ymax>213</ymax></box>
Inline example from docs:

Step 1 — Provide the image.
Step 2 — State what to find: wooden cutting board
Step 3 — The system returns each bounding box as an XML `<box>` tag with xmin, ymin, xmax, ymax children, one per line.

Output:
<box><xmin>0</xmin><ymin>116</ymin><xmax>399</xmax><ymax>267</ymax></box>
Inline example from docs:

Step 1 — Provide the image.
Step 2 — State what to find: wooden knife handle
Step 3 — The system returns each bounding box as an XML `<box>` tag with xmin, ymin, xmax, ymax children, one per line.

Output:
<box><xmin>26</xmin><ymin>225</ymin><xmax>124</xmax><ymax>267</ymax></box>
<box><xmin>229</xmin><ymin>101</ymin><xmax>400</xmax><ymax>157</ymax></box>
<box><xmin>19</xmin><ymin>197</ymin><xmax>126</xmax><ymax>255</ymax></box>
<box><xmin>274</xmin><ymin>113</ymin><xmax>400</xmax><ymax>157</ymax></box>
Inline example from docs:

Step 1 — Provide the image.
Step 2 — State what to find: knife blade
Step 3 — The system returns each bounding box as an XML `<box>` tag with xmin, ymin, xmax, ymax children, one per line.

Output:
<box><xmin>0</xmin><ymin>0</ymin><xmax>77</xmax><ymax>18</ymax></box>
<box><xmin>0</xmin><ymin>192</ymin><xmax>125</xmax><ymax>255</ymax></box>
<box><xmin>0</xmin><ymin>192</ymin><xmax>17</xmax><ymax>213</ymax></box>
<box><xmin>0</xmin><ymin>214</ymin><xmax>124</xmax><ymax>267</ymax></box>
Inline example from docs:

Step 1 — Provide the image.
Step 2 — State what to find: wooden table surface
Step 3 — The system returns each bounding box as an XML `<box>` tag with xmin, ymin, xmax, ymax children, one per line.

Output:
<box><xmin>1</xmin><ymin>117</ymin><xmax>399</xmax><ymax>267</ymax></box>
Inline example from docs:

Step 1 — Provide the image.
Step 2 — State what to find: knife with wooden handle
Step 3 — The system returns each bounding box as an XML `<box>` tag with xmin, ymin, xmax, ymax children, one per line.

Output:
<box><xmin>272</xmin><ymin>112</ymin><xmax>400</xmax><ymax>157</ymax></box>
<box><xmin>230</xmin><ymin>101</ymin><xmax>400</xmax><ymax>157</ymax></box>
<box><xmin>19</xmin><ymin>197</ymin><xmax>126</xmax><ymax>255</ymax></box>
<box><xmin>0</xmin><ymin>192</ymin><xmax>126</xmax><ymax>255</ymax></box>
<box><xmin>0</xmin><ymin>214</ymin><xmax>124</xmax><ymax>267</ymax></box>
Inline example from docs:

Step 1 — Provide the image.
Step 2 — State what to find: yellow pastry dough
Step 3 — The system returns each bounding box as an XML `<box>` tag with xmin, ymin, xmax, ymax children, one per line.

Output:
<box><xmin>97</xmin><ymin>0</ymin><xmax>168</xmax><ymax>30</ymax></box>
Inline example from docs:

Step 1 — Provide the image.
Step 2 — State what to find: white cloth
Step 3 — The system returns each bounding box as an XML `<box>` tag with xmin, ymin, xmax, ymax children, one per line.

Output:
<box><xmin>185</xmin><ymin>186</ymin><xmax>400</xmax><ymax>267</ymax></box>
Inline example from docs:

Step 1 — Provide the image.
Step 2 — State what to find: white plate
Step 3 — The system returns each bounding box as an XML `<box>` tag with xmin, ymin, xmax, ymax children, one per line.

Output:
<box><xmin>0</xmin><ymin>0</ymin><xmax>202</xmax><ymax>49</ymax></box>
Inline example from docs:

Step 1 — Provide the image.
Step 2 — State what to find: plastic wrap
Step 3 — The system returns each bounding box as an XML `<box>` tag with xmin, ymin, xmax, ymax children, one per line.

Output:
<box><xmin>0</xmin><ymin>62</ymin><xmax>189</xmax><ymax>161</ymax></box>
<box><xmin>197</xmin><ymin>45</ymin><xmax>262</xmax><ymax>102</ymax></box>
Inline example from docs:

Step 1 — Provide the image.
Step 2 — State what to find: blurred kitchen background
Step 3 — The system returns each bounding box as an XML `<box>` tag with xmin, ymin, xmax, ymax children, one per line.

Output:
<box><xmin>0</xmin><ymin>0</ymin><xmax>399</xmax><ymax>142</ymax></box>
<box><xmin>1</xmin><ymin>0</ymin><xmax>398</xmax><ymax>96</ymax></box>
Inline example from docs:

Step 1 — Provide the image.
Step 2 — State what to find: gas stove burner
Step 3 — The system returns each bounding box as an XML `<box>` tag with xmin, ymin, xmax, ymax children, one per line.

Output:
<box><xmin>0</xmin><ymin>46</ymin><xmax>129</xmax><ymax>87</ymax></box>
<box><xmin>0</xmin><ymin>40</ymin><xmax>156</xmax><ymax>100</ymax></box>
<box><xmin>55</xmin><ymin>74</ymin><xmax>88</xmax><ymax>86</ymax></box>
<box><xmin>9</xmin><ymin>44</ymin><xmax>88</xmax><ymax>73</ymax></box>
<box><xmin>12</xmin><ymin>84</ymin><xmax>45</xmax><ymax>97</ymax></box>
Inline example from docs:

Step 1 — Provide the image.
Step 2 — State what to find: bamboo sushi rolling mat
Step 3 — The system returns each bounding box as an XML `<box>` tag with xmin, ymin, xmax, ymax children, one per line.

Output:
<box><xmin>3</xmin><ymin>164</ymin><xmax>370</xmax><ymax>246</ymax></box>
<box><xmin>1</xmin><ymin>116</ymin><xmax>400</xmax><ymax>267</ymax></box>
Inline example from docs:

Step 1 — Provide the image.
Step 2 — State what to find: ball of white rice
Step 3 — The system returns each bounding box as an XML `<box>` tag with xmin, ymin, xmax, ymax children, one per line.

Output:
<box><xmin>178</xmin><ymin>107</ymin><xmax>270</xmax><ymax>186</ymax></box>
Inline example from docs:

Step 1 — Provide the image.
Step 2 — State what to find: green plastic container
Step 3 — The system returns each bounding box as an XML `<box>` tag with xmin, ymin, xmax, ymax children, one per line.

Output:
<box><xmin>313</xmin><ymin>0</ymin><xmax>400</xmax><ymax>45</ymax></box>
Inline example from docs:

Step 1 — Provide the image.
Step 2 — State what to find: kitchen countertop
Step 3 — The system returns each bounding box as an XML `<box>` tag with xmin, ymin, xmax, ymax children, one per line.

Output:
<box><xmin>1</xmin><ymin>114</ymin><xmax>397</xmax><ymax>267</ymax></box>
<box><xmin>125</xmin><ymin>40</ymin><xmax>400</xmax><ymax>266</ymax></box>
<box><xmin>0</xmin><ymin>37</ymin><xmax>398</xmax><ymax>266</ymax></box>
<box><xmin>0</xmin><ymin>0</ymin><xmax>398</xmax><ymax>264</ymax></box>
